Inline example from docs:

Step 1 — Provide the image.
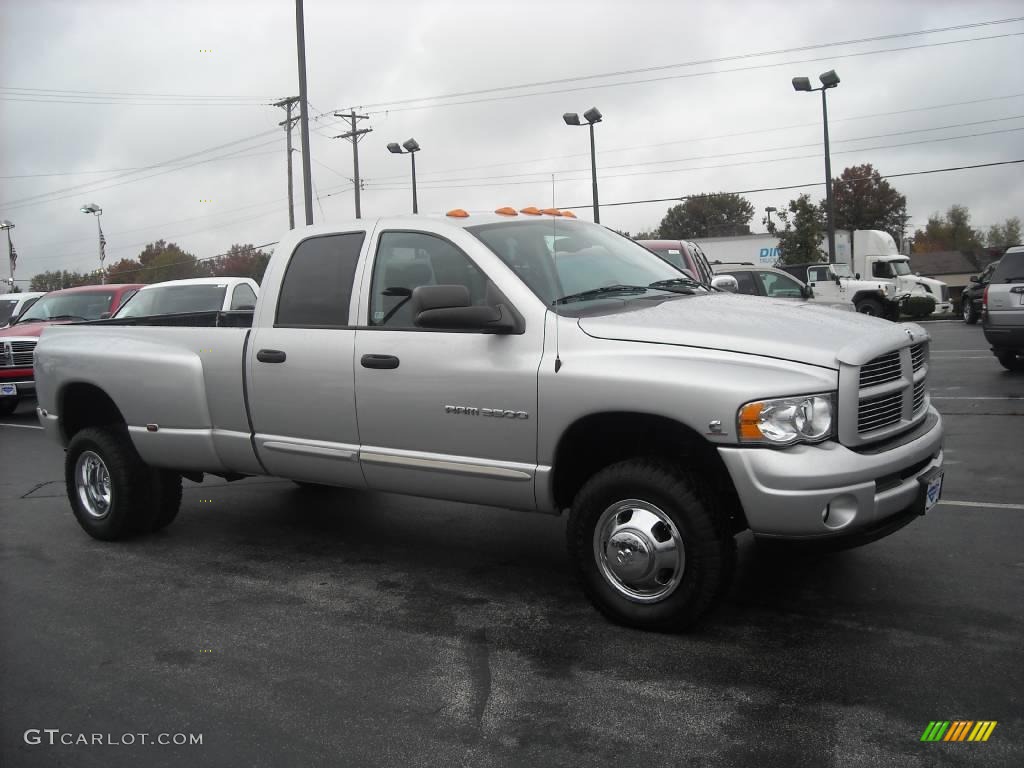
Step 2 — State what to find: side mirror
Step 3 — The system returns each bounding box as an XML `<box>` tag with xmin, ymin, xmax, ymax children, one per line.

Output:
<box><xmin>99</xmin><ymin>311</ymin><xmax>111</xmax><ymax>320</ymax></box>
<box><xmin>801</xmin><ymin>285</ymin><xmax>813</xmax><ymax>299</ymax></box>
<box><xmin>855</xmin><ymin>272</ymin><xmax>861</xmax><ymax>280</ymax></box>
<box><xmin>711</xmin><ymin>275</ymin><xmax>739</xmax><ymax>293</ymax></box>
<box><xmin>411</xmin><ymin>285</ymin><xmax>516</xmax><ymax>333</ymax></box>
<box><xmin>969</xmin><ymin>275</ymin><xmax>980</xmax><ymax>283</ymax></box>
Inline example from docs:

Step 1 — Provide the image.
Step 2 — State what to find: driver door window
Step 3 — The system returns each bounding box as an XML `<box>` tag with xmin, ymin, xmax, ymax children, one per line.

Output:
<box><xmin>369</xmin><ymin>232</ymin><xmax>489</xmax><ymax>328</ymax></box>
<box><xmin>807</xmin><ymin>266</ymin><xmax>829</xmax><ymax>283</ymax></box>
<box><xmin>872</xmin><ymin>262</ymin><xmax>892</xmax><ymax>278</ymax></box>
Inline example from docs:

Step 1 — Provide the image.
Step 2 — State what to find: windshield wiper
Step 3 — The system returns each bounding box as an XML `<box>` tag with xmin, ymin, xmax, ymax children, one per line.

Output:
<box><xmin>46</xmin><ymin>315</ymin><xmax>88</xmax><ymax>322</ymax></box>
<box><xmin>648</xmin><ymin>277</ymin><xmax>702</xmax><ymax>294</ymax></box>
<box><xmin>553</xmin><ymin>285</ymin><xmax>649</xmax><ymax>305</ymax></box>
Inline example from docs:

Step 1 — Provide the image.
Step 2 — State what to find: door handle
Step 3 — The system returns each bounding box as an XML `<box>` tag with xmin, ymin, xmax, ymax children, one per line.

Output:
<box><xmin>257</xmin><ymin>349</ymin><xmax>287</xmax><ymax>364</ymax></box>
<box><xmin>361</xmin><ymin>354</ymin><xmax>400</xmax><ymax>370</ymax></box>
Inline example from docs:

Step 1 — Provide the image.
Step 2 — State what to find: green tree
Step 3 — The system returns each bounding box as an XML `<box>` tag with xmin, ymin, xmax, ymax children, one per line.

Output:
<box><xmin>775</xmin><ymin>194</ymin><xmax>826</xmax><ymax>265</ymax></box>
<box><xmin>104</xmin><ymin>258</ymin><xmax>145</xmax><ymax>283</ymax></box>
<box><xmin>658</xmin><ymin>193</ymin><xmax>755</xmax><ymax>239</ymax></box>
<box><xmin>912</xmin><ymin>205</ymin><xmax>983</xmax><ymax>253</ymax></box>
<box><xmin>137</xmin><ymin>240</ymin><xmax>207</xmax><ymax>283</ymax></box>
<box><xmin>986</xmin><ymin>217</ymin><xmax>1022</xmax><ymax>248</ymax></box>
<box><xmin>29</xmin><ymin>270</ymin><xmax>95</xmax><ymax>291</ymax></box>
<box><xmin>827</xmin><ymin>163</ymin><xmax>909</xmax><ymax>240</ymax></box>
<box><xmin>207</xmin><ymin>244</ymin><xmax>272</xmax><ymax>284</ymax></box>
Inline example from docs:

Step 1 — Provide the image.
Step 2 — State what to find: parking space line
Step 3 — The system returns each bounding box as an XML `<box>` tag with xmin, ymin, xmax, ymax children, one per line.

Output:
<box><xmin>938</xmin><ymin>500</ymin><xmax>1024</xmax><ymax>511</ymax></box>
<box><xmin>0</xmin><ymin>423</ymin><xmax>44</xmax><ymax>430</ymax></box>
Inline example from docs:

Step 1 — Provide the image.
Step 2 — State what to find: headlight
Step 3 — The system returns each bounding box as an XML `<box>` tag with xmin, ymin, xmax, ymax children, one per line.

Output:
<box><xmin>738</xmin><ymin>394</ymin><xmax>834</xmax><ymax>445</ymax></box>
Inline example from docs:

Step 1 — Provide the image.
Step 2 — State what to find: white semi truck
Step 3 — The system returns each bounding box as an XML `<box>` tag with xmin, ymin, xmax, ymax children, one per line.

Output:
<box><xmin>693</xmin><ymin>230</ymin><xmax>950</xmax><ymax>315</ymax></box>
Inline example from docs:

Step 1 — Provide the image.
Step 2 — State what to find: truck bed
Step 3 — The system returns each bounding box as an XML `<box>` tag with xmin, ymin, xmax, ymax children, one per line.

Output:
<box><xmin>35</xmin><ymin>322</ymin><xmax>260</xmax><ymax>476</ymax></box>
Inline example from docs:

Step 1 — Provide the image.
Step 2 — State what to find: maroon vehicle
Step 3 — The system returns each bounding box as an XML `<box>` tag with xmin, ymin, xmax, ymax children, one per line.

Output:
<box><xmin>0</xmin><ymin>284</ymin><xmax>142</xmax><ymax>415</ymax></box>
<box><xmin>637</xmin><ymin>240</ymin><xmax>715</xmax><ymax>285</ymax></box>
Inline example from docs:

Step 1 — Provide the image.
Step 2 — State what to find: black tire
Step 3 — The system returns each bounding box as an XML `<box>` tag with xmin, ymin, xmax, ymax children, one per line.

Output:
<box><xmin>855</xmin><ymin>297</ymin><xmax>884</xmax><ymax>317</ymax></box>
<box><xmin>962</xmin><ymin>299</ymin><xmax>978</xmax><ymax>324</ymax></box>
<box><xmin>567</xmin><ymin>458</ymin><xmax>736</xmax><ymax>632</ymax></box>
<box><xmin>150</xmin><ymin>471</ymin><xmax>183</xmax><ymax>532</ymax></box>
<box><xmin>996</xmin><ymin>350</ymin><xmax>1024</xmax><ymax>372</ymax></box>
<box><xmin>0</xmin><ymin>397</ymin><xmax>19</xmax><ymax>417</ymax></box>
<box><xmin>65</xmin><ymin>426</ymin><xmax>161</xmax><ymax>540</ymax></box>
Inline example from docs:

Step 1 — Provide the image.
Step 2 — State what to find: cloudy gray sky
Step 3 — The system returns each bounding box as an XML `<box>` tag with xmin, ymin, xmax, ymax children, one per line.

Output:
<box><xmin>2</xmin><ymin>0</ymin><xmax>1022</xmax><ymax>282</ymax></box>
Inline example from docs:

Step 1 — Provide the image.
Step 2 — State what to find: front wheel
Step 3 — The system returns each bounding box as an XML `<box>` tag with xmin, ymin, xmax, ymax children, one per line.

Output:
<box><xmin>963</xmin><ymin>299</ymin><xmax>978</xmax><ymax>324</ymax></box>
<box><xmin>996</xmin><ymin>350</ymin><xmax>1024</xmax><ymax>372</ymax></box>
<box><xmin>567</xmin><ymin>459</ymin><xmax>736</xmax><ymax>632</ymax></box>
<box><xmin>855</xmin><ymin>297</ymin><xmax>884</xmax><ymax>317</ymax></box>
<box><xmin>65</xmin><ymin>427</ymin><xmax>162</xmax><ymax>540</ymax></box>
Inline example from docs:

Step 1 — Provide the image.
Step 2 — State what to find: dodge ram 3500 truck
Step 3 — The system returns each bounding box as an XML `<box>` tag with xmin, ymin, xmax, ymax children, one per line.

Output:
<box><xmin>34</xmin><ymin>210</ymin><xmax>945</xmax><ymax>630</ymax></box>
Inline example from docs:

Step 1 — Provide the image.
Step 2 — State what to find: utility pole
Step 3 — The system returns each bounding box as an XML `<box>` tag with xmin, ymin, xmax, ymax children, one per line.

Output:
<box><xmin>332</xmin><ymin>111</ymin><xmax>372</xmax><ymax>219</ymax></box>
<box><xmin>294</xmin><ymin>0</ymin><xmax>314</xmax><ymax>225</ymax></box>
<box><xmin>274</xmin><ymin>97</ymin><xmax>300</xmax><ymax>230</ymax></box>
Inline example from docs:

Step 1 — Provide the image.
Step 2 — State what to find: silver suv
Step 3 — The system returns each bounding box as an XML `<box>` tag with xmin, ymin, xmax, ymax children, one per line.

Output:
<box><xmin>982</xmin><ymin>245</ymin><xmax>1024</xmax><ymax>371</ymax></box>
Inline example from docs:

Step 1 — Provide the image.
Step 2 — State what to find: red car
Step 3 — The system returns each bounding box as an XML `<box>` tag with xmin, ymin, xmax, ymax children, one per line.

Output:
<box><xmin>0</xmin><ymin>284</ymin><xmax>142</xmax><ymax>415</ymax></box>
<box><xmin>637</xmin><ymin>239</ymin><xmax>715</xmax><ymax>285</ymax></box>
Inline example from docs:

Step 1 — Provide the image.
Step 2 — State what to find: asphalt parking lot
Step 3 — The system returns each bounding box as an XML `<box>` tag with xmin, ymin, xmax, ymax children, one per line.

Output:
<box><xmin>1</xmin><ymin>320</ymin><xmax>1022</xmax><ymax>767</ymax></box>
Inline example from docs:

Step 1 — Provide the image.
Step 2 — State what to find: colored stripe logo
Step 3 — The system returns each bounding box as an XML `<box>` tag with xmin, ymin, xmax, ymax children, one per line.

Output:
<box><xmin>921</xmin><ymin>721</ymin><xmax>997</xmax><ymax>742</ymax></box>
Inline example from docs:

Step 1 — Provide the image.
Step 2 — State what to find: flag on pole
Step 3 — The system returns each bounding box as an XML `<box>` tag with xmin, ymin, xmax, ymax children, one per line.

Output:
<box><xmin>7</xmin><ymin>237</ymin><xmax>15</xmax><ymax>277</ymax></box>
<box><xmin>98</xmin><ymin>222</ymin><xmax>107</xmax><ymax>263</ymax></box>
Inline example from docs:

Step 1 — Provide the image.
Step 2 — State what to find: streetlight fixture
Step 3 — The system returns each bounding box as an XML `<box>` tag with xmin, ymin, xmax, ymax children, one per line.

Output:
<box><xmin>562</xmin><ymin>107</ymin><xmax>602</xmax><ymax>224</ymax></box>
<box><xmin>792</xmin><ymin>69</ymin><xmax>840</xmax><ymax>263</ymax></box>
<box><xmin>1</xmin><ymin>220</ymin><xmax>15</xmax><ymax>288</ymax></box>
<box><xmin>387</xmin><ymin>139</ymin><xmax>421</xmax><ymax>214</ymax></box>
<box><xmin>80</xmin><ymin>203</ymin><xmax>106</xmax><ymax>283</ymax></box>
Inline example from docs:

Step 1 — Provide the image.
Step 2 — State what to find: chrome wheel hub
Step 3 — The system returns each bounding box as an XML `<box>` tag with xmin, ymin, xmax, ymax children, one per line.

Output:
<box><xmin>76</xmin><ymin>451</ymin><xmax>112</xmax><ymax>520</ymax></box>
<box><xmin>593</xmin><ymin>499</ymin><xmax>685</xmax><ymax>603</ymax></box>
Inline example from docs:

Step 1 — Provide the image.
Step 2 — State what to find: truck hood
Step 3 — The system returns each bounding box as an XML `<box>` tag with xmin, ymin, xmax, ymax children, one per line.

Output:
<box><xmin>576</xmin><ymin>293</ymin><xmax>927</xmax><ymax>368</ymax></box>
<box><xmin>0</xmin><ymin>319</ymin><xmax>64</xmax><ymax>338</ymax></box>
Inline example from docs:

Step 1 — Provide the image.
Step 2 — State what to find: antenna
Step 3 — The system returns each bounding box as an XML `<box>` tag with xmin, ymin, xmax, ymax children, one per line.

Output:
<box><xmin>552</xmin><ymin>299</ymin><xmax>562</xmax><ymax>373</ymax></box>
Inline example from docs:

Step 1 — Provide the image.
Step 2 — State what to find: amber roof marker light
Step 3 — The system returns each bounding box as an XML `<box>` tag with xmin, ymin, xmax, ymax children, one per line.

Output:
<box><xmin>387</xmin><ymin>138</ymin><xmax>421</xmax><ymax>214</ymax></box>
<box><xmin>494</xmin><ymin>207</ymin><xmax>518</xmax><ymax>216</ymax></box>
<box><xmin>562</xmin><ymin>107</ymin><xmax>602</xmax><ymax>224</ymax></box>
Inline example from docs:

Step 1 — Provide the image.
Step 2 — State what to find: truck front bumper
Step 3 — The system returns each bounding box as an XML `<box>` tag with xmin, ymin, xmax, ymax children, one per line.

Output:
<box><xmin>0</xmin><ymin>367</ymin><xmax>35</xmax><ymax>396</ymax></box>
<box><xmin>718</xmin><ymin>407</ymin><xmax>943</xmax><ymax>540</ymax></box>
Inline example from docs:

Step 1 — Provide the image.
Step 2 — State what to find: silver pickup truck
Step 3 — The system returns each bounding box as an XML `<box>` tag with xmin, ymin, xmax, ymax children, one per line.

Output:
<box><xmin>34</xmin><ymin>211</ymin><xmax>945</xmax><ymax>630</ymax></box>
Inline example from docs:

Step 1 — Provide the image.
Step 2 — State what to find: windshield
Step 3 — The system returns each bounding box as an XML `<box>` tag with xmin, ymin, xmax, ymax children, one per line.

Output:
<box><xmin>468</xmin><ymin>221</ymin><xmax>693</xmax><ymax>306</ymax></box>
<box><xmin>0</xmin><ymin>299</ymin><xmax>17</xmax><ymax>325</ymax></box>
<box><xmin>891</xmin><ymin>260</ymin><xmax>912</xmax><ymax>276</ymax></box>
<box><xmin>991</xmin><ymin>252</ymin><xmax>1024</xmax><ymax>282</ymax></box>
<box><xmin>833</xmin><ymin>264</ymin><xmax>853</xmax><ymax>278</ymax></box>
<box><xmin>18</xmin><ymin>291</ymin><xmax>116</xmax><ymax>322</ymax></box>
<box><xmin>115</xmin><ymin>284</ymin><xmax>227</xmax><ymax>318</ymax></box>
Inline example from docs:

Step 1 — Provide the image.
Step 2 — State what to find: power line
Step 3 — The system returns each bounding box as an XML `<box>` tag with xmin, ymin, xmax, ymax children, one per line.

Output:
<box><xmin>0</xmin><ymin>86</ymin><xmax>278</xmax><ymax>99</ymax></box>
<box><xmin>370</xmin><ymin>93</ymin><xmax>1024</xmax><ymax>183</ymax></box>
<box><xmin>0</xmin><ymin>97</ymin><xmax>272</xmax><ymax>107</ymax></box>
<box><xmin>325</xmin><ymin>17</ymin><xmax>1024</xmax><ymax>112</ymax></box>
<box><xmin>317</xmin><ymin>28</ymin><xmax>1024</xmax><ymax>116</ymax></box>
<box><xmin>556</xmin><ymin>159</ymin><xmax>1024</xmax><ymax>210</ymax></box>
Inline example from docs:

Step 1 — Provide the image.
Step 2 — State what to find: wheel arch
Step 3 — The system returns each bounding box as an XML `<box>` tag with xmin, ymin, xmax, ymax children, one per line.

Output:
<box><xmin>59</xmin><ymin>382</ymin><xmax>127</xmax><ymax>445</ymax></box>
<box><xmin>549</xmin><ymin>411</ymin><xmax>748</xmax><ymax>534</ymax></box>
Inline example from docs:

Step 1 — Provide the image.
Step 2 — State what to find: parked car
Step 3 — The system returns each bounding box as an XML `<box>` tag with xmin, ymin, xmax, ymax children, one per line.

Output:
<box><xmin>34</xmin><ymin>211</ymin><xmax>943</xmax><ymax>630</ymax></box>
<box><xmin>982</xmin><ymin>245</ymin><xmax>1024</xmax><ymax>371</ymax></box>
<box><xmin>637</xmin><ymin>239</ymin><xmax>715</xmax><ymax>285</ymax></box>
<box><xmin>0</xmin><ymin>291</ymin><xmax>45</xmax><ymax>328</ymax></box>
<box><xmin>711</xmin><ymin>262</ymin><xmax>854</xmax><ymax>311</ymax></box>
<box><xmin>962</xmin><ymin>260</ymin><xmax>999</xmax><ymax>325</ymax></box>
<box><xmin>112</xmin><ymin>277</ymin><xmax>259</xmax><ymax>319</ymax></box>
<box><xmin>0</xmin><ymin>283</ymin><xmax>142</xmax><ymax>415</ymax></box>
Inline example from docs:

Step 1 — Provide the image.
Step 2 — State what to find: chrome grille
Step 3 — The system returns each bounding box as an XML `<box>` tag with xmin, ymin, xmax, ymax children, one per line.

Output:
<box><xmin>859</xmin><ymin>392</ymin><xmax>903</xmax><ymax>432</ymax></box>
<box><xmin>848</xmin><ymin>342</ymin><xmax>930</xmax><ymax>443</ymax></box>
<box><xmin>913</xmin><ymin>381</ymin><xmax>926</xmax><ymax>412</ymax></box>
<box><xmin>910</xmin><ymin>343</ymin><xmax>926</xmax><ymax>372</ymax></box>
<box><xmin>859</xmin><ymin>350</ymin><xmax>901</xmax><ymax>388</ymax></box>
<box><xmin>11</xmin><ymin>340</ymin><xmax>36</xmax><ymax>367</ymax></box>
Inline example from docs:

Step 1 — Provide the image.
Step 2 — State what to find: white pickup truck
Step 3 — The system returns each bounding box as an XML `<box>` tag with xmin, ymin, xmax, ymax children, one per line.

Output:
<box><xmin>34</xmin><ymin>211</ymin><xmax>945</xmax><ymax>630</ymax></box>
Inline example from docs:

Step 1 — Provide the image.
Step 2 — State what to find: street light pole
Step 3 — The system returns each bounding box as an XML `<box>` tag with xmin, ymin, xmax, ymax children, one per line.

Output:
<box><xmin>387</xmin><ymin>139</ymin><xmax>421</xmax><ymax>214</ymax></box>
<box><xmin>792</xmin><ymin>70</ymin><xmax>840</xmax><ymax>263</ymax></box>
<box><xmin>820</xmin><ymin>88</ymin><xmax>836</xmax><ymax>264</ymax></box>
<box><xmin>80</xmin><ymin>203</ymin><xmax>105</xmax><ymax>283</ymax></box>
<box><xmin>563</xmin><ymin>107</ymin><xmax>603</xmax><ymax>224</ymax></box>
<box><xmin>294</xmin><ymin>0</ymin><xmax>314</xmax><ymax>226</ymax></box>
<box><xmin>1</xmin><ymin>220</ymin><xmax>15</xmax><ymax>287</ymax></box>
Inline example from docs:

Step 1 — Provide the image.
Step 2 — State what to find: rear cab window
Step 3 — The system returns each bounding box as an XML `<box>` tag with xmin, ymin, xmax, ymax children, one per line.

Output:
<box><xmin>276</xmin><ymin>233</ymin><xmax>365</xmax><ymax>327</ymax></box>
